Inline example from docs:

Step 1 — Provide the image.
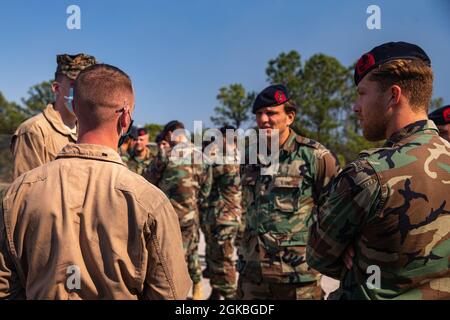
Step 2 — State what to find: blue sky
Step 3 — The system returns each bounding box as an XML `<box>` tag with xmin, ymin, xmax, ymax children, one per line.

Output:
<box><xmin>0</xmin><ymin>0</ymin><xmax>449</xmax><ymax>130</ymax></box>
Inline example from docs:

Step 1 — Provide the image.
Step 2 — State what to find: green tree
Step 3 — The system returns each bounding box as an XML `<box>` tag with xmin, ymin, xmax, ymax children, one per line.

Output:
<box><xmin>0</xmin><ymin>91</ymin><xmax>27</xmax><ymax>134</ymax></box>
<box><xmin>210</xmin><ymin>84</ymin><xmax>255</xmax><ymax>129</ymax></box>
<box><xmin>143</xmin><ymin>123</ymin><xmax>164</xmax><ymax>142</ymax></box>
<box><xmin>297</xmin><ymin>54</ymin><xmax>349</xmax><ymax>147</ymax></box>
<box><xmin>265</xmin><ymin>52</ymin><xmax>351</xmax><ymax>145</ymax></box>
<box><xmin>429</xmin><ymin>97</ymin><xmax>444</xmax><ymax>112</ymax></box>
<box><xmin>0</xmin><ymin>92</ymin><xmax>25</xmax><ymax>183</ymax></box>
<box><xmin>265</xmin><ymin>52</ymin><xmax>384</xmax><ymax>163</ymax></box>
<box><xmin>21</xmin><ymin>80</ymin><xmax>54</xmax><ymax>115</ymax></box>
<box><xmin>266</xmin><ymin>50</ymin><xmax>302</xmax><ymax>99</ymax></box>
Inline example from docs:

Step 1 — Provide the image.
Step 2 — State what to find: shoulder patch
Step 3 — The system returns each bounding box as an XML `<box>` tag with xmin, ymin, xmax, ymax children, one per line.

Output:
<box><xmin>334</xmin><ymin>159</ymin><xmax>378</xmax><ymax>192</ymax></box>
<box><xmin>359</xmin><ymin>146</ymin><xmax>388</xmax><ymax>158</ymax></box>
<box><xmin>295</xmin><ymin>135</ymin><xmax>321</xmax><ymax>149</ymax></box>
<box><xmin>295</xmin><ymin>135</ymin><xmax>333</xmax><ymax>160</ymax></box>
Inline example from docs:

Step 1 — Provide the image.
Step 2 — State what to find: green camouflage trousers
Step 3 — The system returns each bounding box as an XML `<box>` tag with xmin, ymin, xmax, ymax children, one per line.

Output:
<box><xmin>181</xmin><ymin>221</ymin><xmax>202</xmax><ymax>284</ymax></box>
<box><xmin>236</xmin><ymin>277</ymin><xmax>323</xmax><ymax>300</ymax></box>
<box><xmin>203</xmin><ymin>223</ymin><xmax>239</xmax><ymax>298</ymax></box>
<box><xmin>234</xmin><ymin>215</ymin><xmax>246</xmax><ymax>249</ymax></box>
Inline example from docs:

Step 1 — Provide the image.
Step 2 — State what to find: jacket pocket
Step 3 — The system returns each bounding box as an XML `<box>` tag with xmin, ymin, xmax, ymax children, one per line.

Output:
<box><xmin>272</xmin><ymin>175</ymin><xmax>302</xmax><ymax>212</ymax></box>
<box><xmin>258</xmin><ymin>231</ymin><xmax>318</xmax><ymax>282</ymax></box>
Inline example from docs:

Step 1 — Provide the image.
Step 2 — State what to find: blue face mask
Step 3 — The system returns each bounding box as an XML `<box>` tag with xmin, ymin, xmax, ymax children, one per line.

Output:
<box><xmin>64</xmin><ymin>87</ymin><xmax>74</xmax><ymax>114</ymax></box>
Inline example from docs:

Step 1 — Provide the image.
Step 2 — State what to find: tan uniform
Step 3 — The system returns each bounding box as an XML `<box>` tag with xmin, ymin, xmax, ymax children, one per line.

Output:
<box><xmin>11</xmin><ymin>104</ymin><xmax>77</xmax><ymax>179</ymax></box>
<box><xmin>0</xmin><ymin>144</ymin><xmax>191</xmax><ymax>300</ymax></box>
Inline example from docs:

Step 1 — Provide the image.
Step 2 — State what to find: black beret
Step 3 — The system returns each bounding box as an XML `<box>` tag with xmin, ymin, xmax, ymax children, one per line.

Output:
<box><xmin>429</xmin><ymin>105</ymin><xmax>450</xmax><ymax>125</ymax></box>
<box><xmin>155</xmin><ymin>132</ymin><xmax>165</xmax><ymax>143</ymax></box>
<box><xmin>354</xmin><ymin>41</ymin><xmax>431</xmax><ymax>85</ymax></box>
<box><xmin>163</xmin><ymin>120</ymin><xmax>185</xmax><ymax>134</ymax></box>
<box><xmin>252</xmin><ymin>84</ymin><xmax>290</xmax><ymax>113</ymax></box>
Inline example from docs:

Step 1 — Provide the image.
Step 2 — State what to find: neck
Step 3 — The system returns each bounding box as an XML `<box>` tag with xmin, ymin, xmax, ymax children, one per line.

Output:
<box><xmin>267</xmin><ymin>128</ymin><xmax>290</xmax><ymax>151</ymax></box>
<box><xmin>135</xmin><ymin>148</ymin><xmax>146</xmax><ymax>158</ymax></box>
<box><xmin>279</xmin><ymin>127</ymin><xmax>291</xmax><ymax>147</ymax></box>
<box><xmin>77</xmin><ymin>127</ymin><xmax>118</xmax><ymax>151</ymax></box>
<box><xmin>54</xmin><ymin>102</ymin><xmax>77</xmax><ymax>128</ymax></box>
<box><xmin>385</xmin><ymin>107</ymin><xmax>428</xmax><ymax>139</ymax></box>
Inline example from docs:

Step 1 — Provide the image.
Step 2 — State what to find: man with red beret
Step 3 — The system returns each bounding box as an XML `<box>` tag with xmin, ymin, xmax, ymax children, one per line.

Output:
<box><xmin>126</xmin><ymin>127</ymin><xmax>156</xmax><ymax>175</ymax></box>
<box><xmin>429</xmin><ymin>105</ymin><xmax>450</xmax><ymax>142</ymax></box>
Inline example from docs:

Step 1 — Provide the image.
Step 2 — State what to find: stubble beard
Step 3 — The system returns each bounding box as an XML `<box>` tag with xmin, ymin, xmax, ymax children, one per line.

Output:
<box><xmin>363</xmin><ymin>111</ymin><xmax>388</xmax><ymax>142</ymax></box>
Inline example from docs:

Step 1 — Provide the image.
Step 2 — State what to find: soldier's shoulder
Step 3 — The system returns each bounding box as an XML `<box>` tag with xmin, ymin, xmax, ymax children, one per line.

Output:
<box><xmin>120</xmin><ymin>154</ymin><xmax>130</xmax><ymax>164</ymax></box>
<box><xmin>333</xmin><ymin>158</ymin><xmax>378</xmax><ymax>193</ymax></box>
<box><xmin>116</xmin><ymin>167</ymin><xmax>169</xmax><ymax>212</ymax></box>
<box><xmin>13</xmin><ymin>112</ymin><xmax>47</xmax><ymax>136</ymax></box>
<box><xmin>294</xmin><ymin>135</ymin><xmax>335</xmax><ymax>160</ymax></box>
<box><xmin>358</xmin><ymin>143</ymin><xmax>416</xmax><ymax>172</ymax></box>
<box><xmin>2</xmin><ymin>162</ymin><xmax>50</xmax><ymax>201</ymax></box>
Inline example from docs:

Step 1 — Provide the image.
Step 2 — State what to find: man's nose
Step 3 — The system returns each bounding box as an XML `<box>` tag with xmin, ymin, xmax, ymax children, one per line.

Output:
<box><xmin>258</xmin><ymin>113</ymin><xmax>269</xmax><ymax>122</ymax></box>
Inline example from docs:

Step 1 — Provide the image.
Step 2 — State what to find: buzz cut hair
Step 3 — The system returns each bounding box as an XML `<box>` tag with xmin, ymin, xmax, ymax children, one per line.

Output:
<box><xmin>74</xmin><ymin>64</ymin><xmax>133</xmax><ymax>124</ymax></box>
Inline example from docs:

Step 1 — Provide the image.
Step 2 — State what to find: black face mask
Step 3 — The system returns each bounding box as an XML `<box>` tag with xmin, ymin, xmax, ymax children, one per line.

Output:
<box><xmin>118</xmin><ymin>119</ymin><xmax>134</xmax><ymax>148</ymax></box>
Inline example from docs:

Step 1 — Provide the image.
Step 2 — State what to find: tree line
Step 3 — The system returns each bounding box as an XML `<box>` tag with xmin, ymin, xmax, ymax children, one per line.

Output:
<box><xmin>209</xmin><ymin>50</ymin><xmax>444</xmax><ymax>164</ymax></box>
<box><xmin>1</xmin><ymin>50</ymin><xmax>445</xmax><ymax>165</ymax></box>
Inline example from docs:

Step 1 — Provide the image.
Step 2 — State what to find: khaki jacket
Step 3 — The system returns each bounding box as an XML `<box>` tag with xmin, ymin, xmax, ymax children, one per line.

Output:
<box><xmin>0</xmin><ymin>144</ymin><xmax>191</xmax><ymax>299</ymax></box>
<box><xmin>11</xmin><ymin>104</ymin><xmax>77</xmax><ymax>179</ymax></box>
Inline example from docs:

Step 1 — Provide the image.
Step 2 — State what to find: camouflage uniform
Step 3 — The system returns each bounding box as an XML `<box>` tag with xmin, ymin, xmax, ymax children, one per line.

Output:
<box><xmin>307</xmin><ymin>120</ymin><xmax>450</xmax><ymax>300</ymax></box>
<box><xmin>144</xmin><ymin>142</ymin><xmax>212</xmax><ymax>285</ymax></box>
<box><xmin>201</xmin><ymin>150</ymin><xmax>242</xmax><ymax>299</ymax></box>
<box><xmin>237</xmin><ymin>129</ymin><xmax>340</xmax><ymax>300</ymax></box>
<box><xmin>119</xmin><ymin>147</ymin><xmax>130</xmax><ymax>164</ymax></box>
<box><xmin>126</xmin><ymin>147</ymin><xmax>155</xmax><ymax>175</ymax></box>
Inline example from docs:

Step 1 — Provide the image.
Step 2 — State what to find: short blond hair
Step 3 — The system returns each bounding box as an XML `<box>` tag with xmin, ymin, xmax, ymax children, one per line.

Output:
<box><xmin>74</xmin><ymin>64</ymin><xmax>133</xmax><ymax>125</ymax></box>
<box><xmin>368</xmin><ymin>59</ymin><xmax>433</xmax><ymax>113</ymax></box>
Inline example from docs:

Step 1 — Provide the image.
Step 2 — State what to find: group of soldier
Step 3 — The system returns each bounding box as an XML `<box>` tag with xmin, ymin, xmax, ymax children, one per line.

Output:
<box><xmin>0</xmin><ymin>40</ymin><xmax>449</xmax><ymax>300</ymax></box>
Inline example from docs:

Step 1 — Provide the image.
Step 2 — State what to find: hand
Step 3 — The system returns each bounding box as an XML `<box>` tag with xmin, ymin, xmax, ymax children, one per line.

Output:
<box><xmin>343</xmin><ymin>246</ymin><xmax>355</xmax><ymax>270</ymax></box>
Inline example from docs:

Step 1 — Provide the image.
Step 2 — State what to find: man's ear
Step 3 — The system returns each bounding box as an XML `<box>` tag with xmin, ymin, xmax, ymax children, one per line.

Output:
<box><xmin>51</xmin><ymin>81</ymin><xmax>59</xmax><ymax>95</ymax></box>
<box><xmin>287</xmin><ymin>111</ymin><xmax>296</xmax><ymax>126</ymax></box>
<box><xmin>390</xmin><ymin>85</ymin><xmax>402</xmax><ymax>105</ymax></box>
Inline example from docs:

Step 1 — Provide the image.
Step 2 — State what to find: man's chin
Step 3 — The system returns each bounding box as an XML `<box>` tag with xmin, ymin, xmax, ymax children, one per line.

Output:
<box><xmin>259</xmin><ymin>128</ymin><xmax>276</xmax><ymax>135</ymax></box>
<box><xmin>362</xmin><ymin>129</ymin><xmax>385</xmax><ymax>142</ymax></box>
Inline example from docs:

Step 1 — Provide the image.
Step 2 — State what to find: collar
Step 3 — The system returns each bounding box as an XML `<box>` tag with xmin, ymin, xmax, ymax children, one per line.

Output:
<box><xmin>385</xmin><ymin>120</ymin><xmax>439</xmax><ymax>147</ymax></box>
<box><xmin>56</xmin><ymin>144</ymin><xmax>125</xmax><ymax>166</ymax></box>
<box><xmin>281</xmin><ymin>128</ymin><xmax>298</xmax><ymax>153</ymax></box>
<box><xmin>130</xmin><ymin>147</ymin><xmax>151</xmax><ymax>162</ymax></box>
<box><xmin>256</xmin><ymin>129</ymin><xmax>297</xmax><ymax>166</ymax></box>
<box><xmin>43</xmin><ymin>104</ymin><xmax>78</xmax><ymax>141</ymax></box>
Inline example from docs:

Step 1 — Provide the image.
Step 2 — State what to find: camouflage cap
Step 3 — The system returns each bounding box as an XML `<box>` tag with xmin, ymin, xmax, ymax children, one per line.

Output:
<box><xmin>56</xmin><ymin>53</ymin><xmax>97</xmax><ymax>80</ymax></box>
